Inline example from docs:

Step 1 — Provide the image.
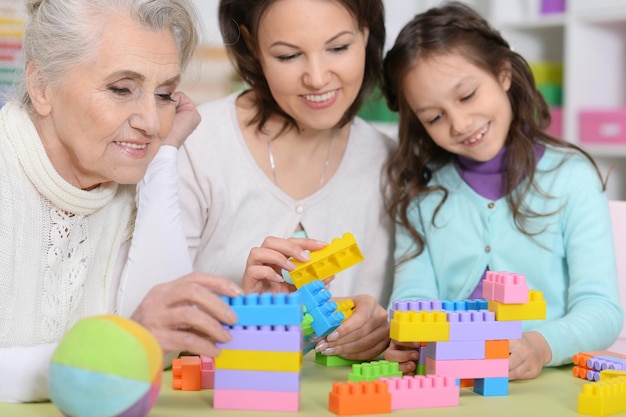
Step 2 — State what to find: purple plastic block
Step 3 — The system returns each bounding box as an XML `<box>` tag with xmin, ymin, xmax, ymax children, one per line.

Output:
<box><xmin>447</xmin><ymin>310</ymin><xmax>522</xmax><ymax>341</ymax></box>
<box><xmin>587</xmin><ymin>357</ymin><xmax>625</xmax><ymax>371</ymax></box>
<box><xmin>417</xmin><ymin>346</ymin><xmax>428</xmax><ymax>365</ymax></box>
<box><xmin>217</xmin><ymin>325</ymin><xmax>302</xmax><ymax>352</ymax></box>
<box><xmin>214</xmin><ymin>369</ymin><xmax>300</xmax><ymax>392</ymax></box>
<box><xmin>587</xmin><ymin>370</ymin><xmax>601</xmax><ymax>381</ymax></box>
<box><xmin>426</xmin><ymin>340</ymin><xmax>486</xmax><ymax>360</ymax></box>
<box><xmin>541</xmin><ymin>0</ymin><xmax>565</xmax><ymax>14</ymax></box>
<box><xmin>222</xmin><ymin>292</ymin><xmax>302</xmax><ymax>326</ymax></box>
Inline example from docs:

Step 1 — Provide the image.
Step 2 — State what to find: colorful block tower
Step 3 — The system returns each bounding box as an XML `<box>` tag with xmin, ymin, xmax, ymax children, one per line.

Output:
<box><xmin>213</xmin><ymin>292</ymin><xmax>303</xmax><ymax>412</ymax></box>
<box><xmin>389</xmin><ymin>271</ymin><xmax>546</xmax><ymax>397</ymax></box>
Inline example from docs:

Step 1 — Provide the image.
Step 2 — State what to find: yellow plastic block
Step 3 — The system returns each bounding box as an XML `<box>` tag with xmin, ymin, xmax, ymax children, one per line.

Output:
<box><xmin>600</xmin><ymin>370</ymin><xmax>626</xmax><ymax>380</ymax></box>
<box><xmin>290</xmin><ymin>233</ymin><xmax>364</xmax><ymax>288</ymax></box>
<box><xmin>578</xmin><ymin>376</ymin><xmax>626</xmax><ymax>416</ymax></box>
<box><xmin>390</xmin><ymin>311</ymin><xmax>450</xmax><ymax>342</ymax></box>
<box><xmin>215</xmin><ymin>349</ymin><xmax>302</xmax><ymax>372</ymax></box>
<box><xmin>487</xmin><ymin>290</ymin><xmax>546</xmax><ymax>321</ymax></box>
<box><xmin>335</xmin><ymin>299</ymin><xmax>355</xmax><ymax>321</ymax></box>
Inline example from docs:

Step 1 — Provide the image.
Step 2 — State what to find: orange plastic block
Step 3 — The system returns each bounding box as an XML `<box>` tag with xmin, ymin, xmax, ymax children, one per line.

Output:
<box><xmin>172</xmin><ymin>356</ymin><xmax>202</xmax><ymax>391</ymax></box>
<box><xmin>487</xmin><ymin>290</ymin><xmax>546</xmax><ymax>321</ymax></box>
<box><xmin>459</xmin><ymin>379</ymin><xmax>474</xmax><ymax>388</ymax></box>
<box><xmin>290</xmin><ymin>233</ymin><xmax>364</xmax><ymax>288</ymax></box>
<box><xmin>574</xmin><ymin>353</ymin><xmax>595</xmax><ymax>367</ymax></box>
<box><xmin>573</xmin><ymin>366</ymin><xmax>591</xmax><ymax>380</ymax></box>
<box><xmin>329</xmin><ymin>380</ymin><xmax>391</xmax><ymax>416</ymax></box>
<box><xmin>485</xmin><ymin>340</ymin><xmax>510</xmax><ymax>359</ymax></box>
<box><xmin>390</xmin><ymin>311</ymin><xmax>450</xmax><ymax>342</ymax></box>
<box><xmin>578</xmin><ymin>376</ymin><xmax>626</xmax><ymax>416</ymax></box>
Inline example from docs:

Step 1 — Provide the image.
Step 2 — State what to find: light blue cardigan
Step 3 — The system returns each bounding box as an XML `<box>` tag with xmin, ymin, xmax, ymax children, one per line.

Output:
<box><xmin>391</xmin><ymin>146</ymin><xmax>624</xmax><ymax>366</ymax></box>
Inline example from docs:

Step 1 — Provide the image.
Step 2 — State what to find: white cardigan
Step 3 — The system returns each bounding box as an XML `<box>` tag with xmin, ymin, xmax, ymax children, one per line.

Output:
<box><xmin>178</xmin><ymin>93</ymin><xmax>396</xmax><ymax>303</ymax></box>
<box><xmin>0</xmin><ymin>102</ymin><xmax>191</xmax><ymax>402</ymax></box>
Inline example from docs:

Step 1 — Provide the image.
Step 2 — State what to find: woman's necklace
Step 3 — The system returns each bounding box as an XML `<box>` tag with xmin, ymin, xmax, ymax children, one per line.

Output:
<box><xmin>267</xmin><ymin>132</ymin><xmax>335</xmax><ymax>188</ymax></box>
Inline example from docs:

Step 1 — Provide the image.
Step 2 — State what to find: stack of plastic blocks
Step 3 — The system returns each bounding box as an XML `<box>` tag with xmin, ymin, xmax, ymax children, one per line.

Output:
<box><xmin>573</xmin><ymin>351</ymin><xmax>626</xmax><ymax>382</ymax></box>
<box><xmin>389</xmin><ymin>271</ymin><xmax>546</xmax><ymax>397</ymax></box>
<box><xmin>297</xmin><ymin>280</ymin><xmax>345</xmax><ymax>351</ymax></box>
<box><xmin>172</xmin><ymin>355</ymin><xmax>214</xmax><ymax>390</ymax></box>
<box><xmin>213</xmin><ymin>292</ymin><xmax>303</xmax><ymax>412</ymax></box>
<box><xmin>578</xmin><ymin>371</ymin><xmax>626</xmax><ymax>416</ymax></box>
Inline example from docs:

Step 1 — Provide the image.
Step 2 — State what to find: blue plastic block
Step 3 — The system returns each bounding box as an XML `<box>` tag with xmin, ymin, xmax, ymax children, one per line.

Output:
<box><xmin>221</xmin><ymin>292</ymin><xmax>302</xmax><ymax>326</ymax></box>
<box><xmin>474</xmin><ymin>377</ymin><xmax>509</xmax><ymax>396</ymax></box>
<box><xmin>296</xmin><ymin>281</ymin><xmax>344</xmax><ymax>336</ymax></box>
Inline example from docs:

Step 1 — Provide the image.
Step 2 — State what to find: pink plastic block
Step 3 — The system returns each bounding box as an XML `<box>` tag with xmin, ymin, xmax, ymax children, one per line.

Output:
<box><xmin>213</xmin><ymin>389</ymin><xmax>299</xmax><ymax>412</ymax></box>
<box><xmin>200</xmin><ymin>356</ymin><xmax>214</xmax><ymax>389</ymax></box>
<box><xmin>214</xmin><ymin>370</ymin><xmax>300</xmax><ymax>392</ymax></box>
<box><xmin>426</xmin><ymin>358</ymin><xmax>509</xmax><ymax>379</ymax></box>
<box><xmin>579</xmin><ymin>109</ymin><xmax>626</xmax><ymax>145</ymax></box>
<box><xmin>546</xmin><ymin>107</ymin><xmax>563</xmax><ymax>138</ymax></box>
<box><xmin>447</xmin><ymin>310</ymin><xmax>522</xmax><ymax>341</ymax></box>
<box><xmin>217</xmin><ymin>325</ymin><xmax>302</xmax><ymax>352</ymax></box>
<box><xmin>426</xmin><ymin>340</ymin><xmax>486</xmax><ymax>360</ymax></box>
<box><xmin>483</xmin><ymin>271</ymin><xmax>528</xmax><ymax>304</ymax></box>
<box><xmin>380</xmin><ymin>375</ymin><xmax>459</xmax><ymax>410</ymax></box>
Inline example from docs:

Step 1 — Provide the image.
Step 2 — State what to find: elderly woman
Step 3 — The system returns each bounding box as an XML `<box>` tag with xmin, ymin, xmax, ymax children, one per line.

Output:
<box><xmin>0</xmin><ymin>0</ymin><xmax>242</xmax><ymax>402</ymax></box>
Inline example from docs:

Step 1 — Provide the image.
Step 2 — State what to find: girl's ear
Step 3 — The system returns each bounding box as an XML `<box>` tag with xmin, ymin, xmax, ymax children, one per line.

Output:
<box><xmin>26</xmin><ymin>63</ymin><xmax>52</xmax><ymax>117</ymax></box>
<box><xmin>240</xmin><ymin>25</ymin><xmax>257</xmax><ymax>57</ymax></box>
<box><xmin>498</xmin><ymin>61</ymin><xmax>513</xmax><ymax>92</ymax></box>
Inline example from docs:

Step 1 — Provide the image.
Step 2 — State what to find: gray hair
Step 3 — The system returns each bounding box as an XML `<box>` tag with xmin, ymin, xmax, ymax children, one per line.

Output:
<box><xmin>16</xmin><ymin>0</ymin><xmax>200</xmax><ymax>109</ymax></box>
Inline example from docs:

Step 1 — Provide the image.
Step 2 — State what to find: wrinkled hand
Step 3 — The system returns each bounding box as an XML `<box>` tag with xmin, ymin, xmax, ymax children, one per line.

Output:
<box><xmin>242</xmin><ymin>236</ymin><xmax>327</xmax><ymax>294</ymax></box>
<box><xmin>162</xmin><ymin>92</ymin><xmax>201</xmax><ymax>149</ymax></box>
<box><xmin>509</xmin><ymin>331</ymin><xmax>552</xmax><ymax>380</ymax></box>
<box><xmin>384</xmin><ymin>339</ymin><xmax>421</xmax><ymax>375</ymax></box>
<box><xmin>131</xmin><ymin>272</ymin><xmax>243</xmax><ymax>358</ymax></box>
<box><xmin>314</xmin><ymin>295</ymin><xmax>390</xmax><ymax>360</ymax></box>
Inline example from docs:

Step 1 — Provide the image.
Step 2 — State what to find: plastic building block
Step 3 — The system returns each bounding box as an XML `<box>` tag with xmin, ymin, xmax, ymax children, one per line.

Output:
<box><xmin>474</xmin><ymin>377</ymin><xmax>509</xmax><ymax>396</ymax></box>
<box><xmin>214</xmin><ymin>349</ymin><xmax>302</xmax><ymax>372</ymax></box>
<box><xmin>380</xmin><ymin>375</ymin><xmax>459</xmax><ymax>410</ymax></box>
<box><xmin>441</xmin><ymin>299</ymin><xmax>489</xmax><ymax>312</ymax></box>
<box><xmin>335</xmin><ymin>299</ymin><xmax>355</xmax><ymax>320</ymax></box>
<box><xmin>417</xmin><ymin>345</ymin><xmax>428</xmax><ymax>365</ymax></box>
<box><xmin>416</xmin><ymin>364</ymin><xmax>426</xmax><ymax>376</ymax></box>
<box><xmin>487</xmin><ymin>290</ymin><xmax>546</xmax><ymax>321</ymax></box>
<box><xmin>390</xmin><ymin>311</ymin><xmax>450</xmax><ymax>342</ymax></box>
<box><xmin>217</xmin><ymin>325</ymin><xmax>302</xmax><ymax>352</ymax></box>
<box><xmin>214</xmin><ymin>389</ymin><xmax>299</xmax><ymax>412</ymax></box>
<box><xmin>214</xmin><ymin>369</ymin><xmax>300</xmax><ymax>392</ymax></box>
<box><xmin>484</xmin><ymin>340</ymin><xmax>510</xmax><ymax>359</ymax></box>
<box><xmin>200</xmin><ymin>356</ymin><xmax>214</xmax><ymax>389</ymax></box>
<box><xmin>172</xmin><ymin>356</ymin><xmax>202</xmax><ymax>391</ymax></box>
<box><xmin>426</xmin><ymin>340</ymin><xmax>485</xmax><ymax>360</ymax></box>
<box><xmin>482</xmin><ymin>271</ymin><xmax>529</xmax><ymax>304</ymax></box>
<box><xmin>459</xmin><ymin>379</ymin><xmax>474</xmax><ymax>388</ymax></box>
<box><xmin>426</xmin><ymin>358</ymin><xmax>509</xmax><ymax>379</ymax></box>
<box><xmin>601</xmin><ymin>370</ymin><xmax>626</xmax><ymax>380</ymax></box>
<box><xmin>221</xmin><ymin>292</ymin><xmax>302</xmax><ymax>326</ymax></box>
<box><xmin>328</xmin><ymin>380</ymin><xmax>391</xmax><ymax>416</ymax></box>
<box><xmin>289</xmin><ymin>233</ymin><xmax>364</xmax><ymax>288</ymax></box>
<box><xmin>578</xmin><ymin>376</ymin><xmax>626</xmax><ymax>416</ymax></box>
<box><xmin>315</xmin><ymin>352</ymin><xmax>363</xmax><ymax>367</ymax></box>
<box><xmin>391</xmin><ymin>299</ymin><xmax>443</xmax><ymax>315</ymax></box>
<box><xmin>447</xmin><ymin>310</ymin><xmax>523</xmax><ymax>341</ymax></box>
<box><xmin>348</xmin><ymin>360</ymin><xmax>402</xmax><ymax>382</ymax></box>
<box><xmin>588</xmin><ymin>357</ymin><xmax>625</xmax><ymax>371</ymax></box>
<box><xmin>297</xmin><ymin>280</ymin><xmax>344</xmax><ymax>336</ymax></box>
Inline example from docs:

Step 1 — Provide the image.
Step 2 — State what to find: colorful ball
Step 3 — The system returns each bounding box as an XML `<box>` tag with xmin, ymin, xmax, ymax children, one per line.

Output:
<box><xmin>49</xmin><ymin>315</ymin><xmax>163</xmax><ymax>417</ymax></box>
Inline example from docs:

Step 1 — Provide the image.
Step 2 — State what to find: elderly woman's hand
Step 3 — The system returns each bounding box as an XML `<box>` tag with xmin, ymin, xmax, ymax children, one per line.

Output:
<box><xmin>314</xmin><ymin>295</ymin><xmax>390</xmax><ymax>360</ymax></box>
<box><xmin>162</xmin><ymin>92</ymin><xmax>201</xmax><ymax>149</ymax></box>
<box><xmin>130</xmin><ymin>272</ymin><xmax>243</xmax><ymax>358</ymax></box>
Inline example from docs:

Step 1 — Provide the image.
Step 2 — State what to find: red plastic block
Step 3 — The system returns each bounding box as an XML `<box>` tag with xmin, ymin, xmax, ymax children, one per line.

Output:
<box><xmin>380</xmin><ymin>375</ymin><xmax>459</xmax><ymax>410</ymax></box>
<box><xmin>329</xmin><ymin>381</ymin><xmax>392</xmax><ymax>416</ymax></box>
<box><xmin>482</xmin><ymin>271</ymin><xmax>529</xmax><ymax>304</ymax></box>
<box><xmin>426</xmin><ymin>358</ymin><xmax>509</xmax><ymax>379</ymax></box>
<box><xmin>214</xmin><ymin>389</ymin><xmax>299</xmax><ymax>412</ymax></box>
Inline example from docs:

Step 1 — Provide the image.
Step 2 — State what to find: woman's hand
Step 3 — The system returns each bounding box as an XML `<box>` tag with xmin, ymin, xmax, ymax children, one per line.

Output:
<box><xmin>509</xmin><ymin>331</ymin><xmax>552</xmax><ymax>380</ymax></box>
<box><xmin>314</xmin><ymin>295</ymin><xmax>390</xmax><ymax>360</ymax></box>
<box><xmin>162</xmin><ymin>92</ymin><xmax>201</xmax><ymax>149</ymax></box>
<box><xmin>242</xmin><ymin>236</ymin><xmax>327</xmax><ymax>294</ymax></box>
<box><xmin>383</xmin><ymin>340</ymin><xmax>421</xmax><ymax>375</ymax></box>
<box><xmin>131</xmin><ymin>272</ymin><xmax>243</xmax><ymax>358</ymax></box>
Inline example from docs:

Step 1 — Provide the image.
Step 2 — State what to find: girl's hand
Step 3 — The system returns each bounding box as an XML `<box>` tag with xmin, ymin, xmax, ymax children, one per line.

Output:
<box><xmin>509</xmin><ymin>331</ymin><xmax>552</xmax><ymax>380</ymax></box>
<box><xmin>242</xmin><ymin>236</ymin><xmax>326</xmax><ymax>294</ymax></box>
<box><xmin>162</xmin><ymin>92</ymin><xmax>201</xmax><ymax>149</ymax></box>
<box><xmin>384</xmin><ymin>339</ymin><xmax>422</xmax><ymax>375</ymax></box>
<box><xmin>131</xmin><ymin>272</ymin><xmax>243</xmax><ymax>358</ymax></box>
<box><xmin>314</xmin><ymin>295</ymin><xmax>390</xmax><ymax>360</ymax></box>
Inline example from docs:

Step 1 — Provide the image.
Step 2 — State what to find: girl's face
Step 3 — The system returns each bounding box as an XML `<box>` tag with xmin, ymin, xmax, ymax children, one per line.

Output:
<box><xmin>256</xmin><ymin>0</ymin><xmax>368</xmax><ymax>132</ymax></box>
<box><xmin>31</xmin><ymin>16</ymin><xmax>181</xmax><ymax>190</ymax></box>
<box><xmin>403</xmin><ymin>52</ymin><xmax>513</xmax><ymax>162</ymax></box>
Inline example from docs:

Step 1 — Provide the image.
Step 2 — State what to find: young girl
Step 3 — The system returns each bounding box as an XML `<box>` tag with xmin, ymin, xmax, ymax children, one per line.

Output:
<box><xmin>382</xmin><ymin>2</ymin><xmax>623</xmax><ymax>380</ymax></box>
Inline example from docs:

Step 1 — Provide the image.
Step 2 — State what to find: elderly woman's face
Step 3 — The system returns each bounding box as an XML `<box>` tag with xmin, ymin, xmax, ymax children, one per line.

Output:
<box><xmin>32</xmin><ymin>16</ymin><xmax>181</xmax><ymax>189</ymax></box>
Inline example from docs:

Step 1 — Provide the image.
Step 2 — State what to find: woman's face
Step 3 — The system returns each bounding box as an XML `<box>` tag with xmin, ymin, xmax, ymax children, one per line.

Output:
<box><xmin>31</xmin><ymin>16</ymin><xmax>181</xmax><ymax>190</ymax></box>
<box><xmin>403</xmin><ymin>52</ymin><xmax>513</xmax><ymax>162</ymax></box>
<box><xmin>256</xmin><ymin>0</ymin><xmax>368</xmax><ymax>132</ymax></box>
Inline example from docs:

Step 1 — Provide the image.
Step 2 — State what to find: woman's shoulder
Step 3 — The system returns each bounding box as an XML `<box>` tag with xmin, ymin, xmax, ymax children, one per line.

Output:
<box><xmin>351</xmin><ymin>117</ymin><xmax>398</xmax><ymax>152</ymax></box>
